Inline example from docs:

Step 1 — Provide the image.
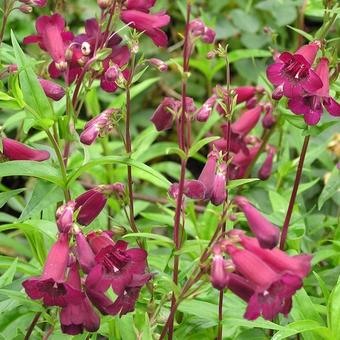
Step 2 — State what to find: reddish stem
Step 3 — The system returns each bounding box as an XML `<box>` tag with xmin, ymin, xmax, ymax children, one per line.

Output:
<box><xmin>24</xmin><ymin>312</ymin><xmax>41</xmax><ymax>340</ymax></box>
<box><xmin>279</xmin><ymin>135</ymin><xmax>310</xmax><ymax>250</ymax></box>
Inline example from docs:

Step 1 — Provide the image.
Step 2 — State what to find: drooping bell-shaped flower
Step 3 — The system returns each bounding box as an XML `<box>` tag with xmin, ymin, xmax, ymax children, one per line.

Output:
<box><xmin>233</xmin><ymin>196</ymin><xmax>280</xmax><ymax>249</ymax></box>
<box><xmin>211</xmin><ymin>163</ymin><xmax>227</xmax><ymax>206</ymax></box>
<box><xmin>239</xmin><ymin>235</ymin><xmax>312</xmax><ymax>279</ymax></box>
<box><xmin>231</xmin><ymin>106</ymin><xmax>262</xmax><ymax>136</ymax></box>
<box><xmin>23</xmin><ymin>14</ymin><xmax>74</xmax><ymax>72</ymax></box>
<box><xmin>196</xmin><ymin>95</ymin><xmax>217</xmax><ymax>122</ymax></box>
<box><xmin>1</xmin><ymin>138</ymin><xmax>50</xmax><ymax>162</ymax></box>
<box><xmin>168</xmin><ymin>180</ymin><xmax>206</xmax><ymax>200</ymax></box>
<box><xmin>288</xmin><ymin>58</ymin><xmax>340</xmax><ymax>125</ymax></box>
<box><xmin>59</xmin><ymin>263</ymin><xmax>100</xmax><ymax>335</ymax></box>
<box><xmin>225</xmin><ymin>244</ymin><xmax>303</xmax><ymax>320</ymax></box>
<box><xmin>74</xmin><ymin>232</ymin><xmax>96</xmax><ymax>274</ymax></box>
<box><xmin>75</xmin><ymin>183</ymin><xmax>125</xmax><ymax>225</ymax></box>
<box><xmin>39</xmin><ymin>78</ymin><xmax>65</xmax><ymax>101</ymax></box>
<box><xmin>266</xmin><ymin>41</ymin><xmax>322</xmax><ymax>99</ymax></box>
<box><xmin>198</xmin><ymin>151</ymin><xmax>218</xmax><ymax>200</ymax></box>
<box><xmin>226</xmin><ymin>272</ymin><xmax>254</xmax><ymax>302</ymax></box>
<box><xmin>150</xmin><ymin>97</ymin><xmax>181</xmax><ymax>131</ymax></box>
<box><xmin>22</xmin><ymin>233</ymin><xmax>79</xmax><ymax>307</ymax></box>
<box><xmin>120</xmin><ymin>1</ymin><xmax>170</xmax><ymax>48</ymax></box>
<box><xmin>56</xmin><ymin>200</ymin><xmax>76</xmax><ymax>233</ymax></box>
<box><xmin>234</xmin><ymin>86</ymin><xmax>256</xmax><ymax>104</ymax></box>
<box><xmin>80</xmin><ymin>109</ymin><xmax>115</xmax><ymax>145</ymax></box>
<box><xmin>258</xmin><ymin>146</ymin><xmax>276</xmax><ymax>180</ymax></box>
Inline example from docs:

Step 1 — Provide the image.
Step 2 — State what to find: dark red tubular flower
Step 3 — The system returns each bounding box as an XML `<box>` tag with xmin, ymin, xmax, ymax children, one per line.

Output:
<box><xmin>231</xmin><ymin>106</ymin><xmax>262</xmax><ymax>137</ymax></box>
<box><xmin>80</xmin><ymin>109</ymin><xmax>115</xmax><ymax>145</ymax></box>
<box><xmin>258</xmin><ymin>147</ymin><xmax>275</xmax><ymax>180</ymax></box>
<box><xmin>234</xmin><ymin>86</ymin><xmax>256</xmax><ymax>104</ymax></box>
<box><xmin>121</xmin><ymin>0</ymin><xmax>170</xmax><ymax>48</ymax></box>
<box><xmin>211</xmin><ymin>163</ymin><xmax>227</xmax><ymax>206</ymax></box>
<box><xmin>239</xmin><ymin>235</ymin><xmax>312</xmax><ymax>279</ymax></box>
<box><xmin>168</xmin><ymin>180</ymin><xmax>206</xmax><ymax>200</ymax></box>
<box><xmin>22</xmin><ymin>234</ymin><xmax>78</xmax><ymax>307</ymax></box>
<box><xmin>23</xmin><ymin>14</ymin><xmax>74</xmax><ymax>72</ymax></box>
<box><xmin>150</xmin><ymin>97</ymin><xmax>181</xmax><ymax>131</ymax></box>
<box><xmin>39</xmin><ymin>78</ymin><xmax>65</xmax><ymax>101</ymax></box>
<box><xmin>288</xmin><ymin>58</ymin><xmax>340</xmax><ymax>125</ymax></box>
<box><xmin>196</xmin><ymin>95</ymin><xmax>217</xmax><ymax>122</ymax></box>
<box><xmin>60</xmin><ymin>263</ymin><xmax>100</xmax><ymax>335</ymax></box>
<box><xmin>56</xmin><ymin>200</ymin><xmax>76</xmax><ymax>233</ymax></box>
<box><xmin>266</xmin><ymin>41</ymin><xmax>322</xmax><ymax>99</ymax></box>
<box><xmin>87</xmin><ymin>233</ymin><xmax>148</xmax><ymax>295</ymax></box>
<box><xmin>75</xmin><ymin>183</ymin><xmax>125</xmax><ymax>226</ymax></box>
<box><xmin>198</xmin><ymin>151</ymin><xmax>218</xmax><ymax>200</ymax></box>
<box><xmin>225</xmin><ymin>244</ymin><xmax>303</xmax><ymax>320</ymax></box>
<box><xmin>74</xmin><ymin>232</ymin><xmax>96</xmax><ymax>274</ymax></box>
<box><xmin>234</xmin><ymin>196</ymin><xmax>280</xmax><ymax>249</ymax></box>
<box><xmin>1</xmin><ymin>138</ymin><xmax>50</xmax><ymax>161</ymax></box>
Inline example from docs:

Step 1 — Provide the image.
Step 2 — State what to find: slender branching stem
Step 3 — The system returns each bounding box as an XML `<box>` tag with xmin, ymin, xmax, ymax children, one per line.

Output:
<box><xmin>24</xmin><ymin>312</ymin><xmax>42</xmax><ymax>340</ymax></box>
<box><xmin>279</xmin><ymin>135</ymin><xmax>310</xmax><ymax>250</ymax></box>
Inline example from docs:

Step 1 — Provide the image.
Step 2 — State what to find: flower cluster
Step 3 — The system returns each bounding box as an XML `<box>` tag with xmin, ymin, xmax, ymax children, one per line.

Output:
<box><xmin>22</xmin><ymin>184</ymin><xmax>151</xmax><ymax>335</ymax></box>
<box><xmin>267</xmin><ymin>42</ymin><xmax>340</xmax><ymax>125</ymax></box>
<box><xmin>210</xmin><ymin>228</ymin><xmax>312</xmax><ymax>320</ymax></box>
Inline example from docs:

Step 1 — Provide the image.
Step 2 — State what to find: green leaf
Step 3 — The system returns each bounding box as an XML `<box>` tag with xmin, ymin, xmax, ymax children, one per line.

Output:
<box><xmin>328</xmin><ymin>275</ymin><xmax>340</xmax><ymax>338</ymax></box>
<box><xmin>0</xmin><ymin>258</ymin><xmax>18</xmax><ymax>288</ymax></box>
<box><xmin>287</xmin><ymin>25</ymin><xmax>314</xmax><ymax>41</ymax></box>
<box><xmin>228</xmin><ymin>178</ymin><xmax>260</xmax><ymax>190</ymax></box>
<box><xmin>123</xmin><ymin>232</ymin><xmax>172</xmax><ymax>244</ymax></box>
<box><xmin>0</xmin><ymin>92</ymin><xmax>23</xmax><ymax>110</ymax></box>
<box><xmin>19</xmin><ymin>181</ymin><xmax>64</xmax><ymax>221</ymax></box>
<box><xmin>67</xmin><ymin>156</ymin><xmax>170</xmax><ymax>187</ymax></box>
<box><xmin>189</xmin><ymin>136</ymin><xmax>219</xmax><ymax>158</ymax></box>
<box><xmin>281</xmin><ymin>112</ymin><xmax>307</xmax><ymax>129</ymax></box>
<box><xmin>0</xmin><ymin>161</ymin><xmax>63</xmax><ymax>186</ymax></box>
<box><xmin>0</xmin><ymin>255</ymin><xmax>39</xmax><ymax>275</ymax></box>
<box><xmin>11</xmin><ymin>32</ymin><xmax>54</xmax><ymax>126</ymax></box>
<box><xmin>230</xmin><ymin>9</ymin><xmax>260</xmax><ymax>33</ymax></box>
<box><xmin>0</xmin><ymin>188</ymin><xmax>26</xmax><ymax>209</ymax></box>
<box><xmin>318</xmin><ymin>166</ymin><xmax>340</xmax><ymax>209</ymax></box>
<box><xmin>109</xmin><ymin>77</ymin><xmax>159</xmax><ymax>108</ymax></box>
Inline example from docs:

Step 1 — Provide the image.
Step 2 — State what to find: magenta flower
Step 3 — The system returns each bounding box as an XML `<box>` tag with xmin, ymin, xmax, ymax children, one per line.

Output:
<box><xmin>56</xmin><ymin>200</ymin><xmax>76</xmax><ymax>233</ymax></box>
<box><xmin>240</xmin><ymin>235</ymin><xmax>312</xmax><ymax>279</ymax></box>
<box><xmin>169</xmin><ymin>180</ymin><xmax>206</xmax><ymax>200</ymax></box>
<box><xmin>210</xmin><ymin>246</ymin><xmax>230</xmax><ymax>290</ymax></box>
<box><xmin>74</xmin><ymin>232</ymin><xmax>96</xmax><ymax>274</ymax></box>
<box><xmin>211</xmin><ymin>163</ymin><xmax>227</xmax><ymax>206</ymax></box>
<box><xmin>22</xmin><ymin>234</ymin><xmax>79</xmax><ymax>307</ymax></box>
<box><xmin>189</xmin><ymin>19</ymin><xmax>215</xmax><ymax>44</ymax></box>
<box><xmin>60</xmin><ymin>263</ymin><xmax>100</xmax><ymax>335</ymax></box>
<box><xmin>39</xmin><ymin>78</ymin><xmax>65</xmax><ymax>101</ymax></box>
<box><xmin>148</xmin><ymin>58</ymin><xmax>168</xmax><ymax>72</ymax></box>
<box><xmin>231</xmin><ymin>106</ymin><xmax>262</xmax><ymax>136</ymax></box>
<box><xmin>266</xmin><ymin>41</ymin><xmax>322</xmax><ymax>99</ymax></box>
<box><xmin>234</xmin><ymin>86</ymin><xmax>256</xmax><ymax>104</ymax></box>
<box><xmin>80</xmin><ymin>109</ymin><xmax>115</xmax><ymax>145</ymax></box>
<box><xmin>226</xmin><ymin>244</ymin><xmax>302</xmax><ymax>320</ymax></box>
<box><xmin>24</xmin><ymin>14</ymin><xmax>74</xmax><ymax>72</ymax></box>
<box><xmin>288</xmin><ymin>58</ymin><xmax>340</xmax><ymax>125</ymax></box>
<box><xmin>196</xmin><ymin>95</ymin><xmax>217</xmax><ymax>122</ymax></box>
<box><xmin>258</xmin><ymin>147</ymin><xmax>275</xmax><ymax>180</ymax></box>
<box><xmin>1</xmin><ymin>138</ymin><xmax>50</xmax><ymax>161</ymax></box>
<box><xmin>234</xmin><ymin>196</ymin><xmax>280</xmax><ymax>249</ymax></box>
<box><xmin>75</xmin><ymin>184</ymin><xmax>125</xmax><ymax>225</ymax></box>
<box><xmin>150</xmin><ymin>97</ymin><xmax>181</xmax><ymax>131</ymax></box>
<box><xmin>198</xmin><ymin>151</ymin><xmax>218</xmax><ymax>200</ymax></box>
<box><xmin>226</xmin><ymin>273</ymin><xmax>254</xmax><ymax>303</ymax></box>
<box><xmin>121</xmin><ymin>1</ymin><xmax>170</xmax><ymax>48</ymax></box>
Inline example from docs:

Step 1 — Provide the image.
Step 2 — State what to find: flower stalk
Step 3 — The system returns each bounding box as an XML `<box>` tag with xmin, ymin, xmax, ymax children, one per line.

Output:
<box><xmin>279</xmin><ymin>135</ymin><xmax>310</xmax><ymax>249</ymax></box>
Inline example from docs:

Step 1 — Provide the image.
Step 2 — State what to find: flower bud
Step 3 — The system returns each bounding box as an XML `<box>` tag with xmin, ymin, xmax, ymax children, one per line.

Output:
<box><xmin>189</xmin><ymin>19</ymin><xmax>205</xmax><ymax>36</ymax></box>
<box><xmin>150</xmin><ymin>97</ymin><xmax>180</xmax><ymax>131</ymax></box>
<box><xmin>258</xmin><ymin>147</ymin><xmax>275</xmax><ymax>180</ymax></box>
<box><xmin>196</xmin><ymin>95</ymin><xmax>216</xmax><ymax>122</ymax></box>
<box><xmin>39</xmin><ymin>78</ymin><xmax>65</xmax><ymax>101</ymax></box>
<box><xmin>104</xmin><ymin>64</ymin><xmax>121</xmax><ymax>82</ymax></box>
<box><xmin>211</xmin><ymin>254</ymin><xmax>229</xmax><ymax>290</ymax></box>
<box><xmin>19</xmin><ymin>4</ymin><xmax>32</xmax><ymax>13</ymax></box>
<box><xmin>97</xmin><ymin>0</ymin><xmax>113</xmax><ymax>9</ymax></box>
<box><xmin>148</xmin><ymin>58</ymin><xmax>168</xmax><ymax>72</ymax></box>
<box><xmin>201</xmin><ymin>27</ymin><xmax>216</xmax><ymax>44</ymax></box>
<box><xmin>56</xmin><ymin>201</ymin><xmax>76</xmax><ymax>233</ymax></box>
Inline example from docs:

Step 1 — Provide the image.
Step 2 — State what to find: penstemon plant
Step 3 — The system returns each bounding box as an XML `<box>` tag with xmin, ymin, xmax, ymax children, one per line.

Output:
<box><xmin>0</xmin><ymin>0</ymin><xmax>339</xmax><ymax>339</ymax></box>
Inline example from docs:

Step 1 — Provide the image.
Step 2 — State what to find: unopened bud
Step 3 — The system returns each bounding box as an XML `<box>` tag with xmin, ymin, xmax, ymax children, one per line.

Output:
<box><xmin>7</xmin><ymin>64</ymin><xmax>18</xmax><ymax>73</ymax></box>
<box><xmin>105</xmin><ymin>64</ymin><xmax>120</xmax><ymax>82</ymax></box>
<box><xmin>19</xmin><ymin>4</ymin><xmax>32</xmax><ymax>13</ymax></box>
<box><xmin>149</xmin><ymin>58</ymin><xmax>168</xmax><ymax>72</ymax></box>
<box><xmin>207</xmin><ymin>51</ymin><xmax>216</xmax><ymax>59</ymax></box>
<box><xmin>97</xmin><ymin>0</ymin><xmax>113</xmax><ymax>9</ymax></box>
